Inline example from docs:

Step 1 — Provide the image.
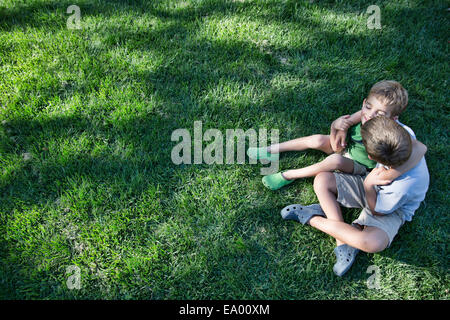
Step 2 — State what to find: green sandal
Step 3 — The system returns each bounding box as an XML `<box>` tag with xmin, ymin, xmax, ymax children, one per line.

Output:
<box><xmin>262</xmin><ymin>172</ymin><xmax>294</xmax><ymax>190</ymax></box>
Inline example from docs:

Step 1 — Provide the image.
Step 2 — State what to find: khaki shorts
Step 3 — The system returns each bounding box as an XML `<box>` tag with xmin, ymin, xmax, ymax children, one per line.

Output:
<box><xmin>333</xmin><ymin>172</ymin><xmax>405</xmax><ymax>247</ymax></box>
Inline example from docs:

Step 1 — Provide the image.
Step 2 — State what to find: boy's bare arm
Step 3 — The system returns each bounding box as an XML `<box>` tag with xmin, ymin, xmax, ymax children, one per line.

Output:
<box><xmin>363</xmin><ymin>167</ymin><xmax>391</xmax><ymax>215</ymax></box>
<box><xmin>377</xmin><ymin>139</ymin><xmax>427</xmax><ymax>182</ymax></box>
<box><xmin>363</xmin><ymin>181</ymin><xmax>378</xmax><ymax>214</ymax></box>
<box><xmin>347</xmin><ymin>110</ymin><xmax>362</xmax><ymax>125</ymax></box>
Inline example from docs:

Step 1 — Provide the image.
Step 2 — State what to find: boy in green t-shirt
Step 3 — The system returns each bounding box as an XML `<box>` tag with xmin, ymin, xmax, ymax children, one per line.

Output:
<box><xmin>247</xmin><ymin>80</ymin><xmax>427</xmax><ymax>189</ymax></box>
<box><xmin>346</xmin><ymin>123</ymin><xmax>377</xmax><ymax>169</ymax></box>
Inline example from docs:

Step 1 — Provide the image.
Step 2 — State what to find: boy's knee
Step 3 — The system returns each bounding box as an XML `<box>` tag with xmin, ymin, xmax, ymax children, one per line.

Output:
<box><xmin>310</xmin><ymin>134</ymin><xmax>330</xmax><ymax>149</ymax></box>
<box><xmin>324</xmin><ymin>153</ymin><xmax>354</xmax><ymax>173</ymax></box>
<box><xmin>314</xmin><ymin>171</ymin><xmax>336</xmax><ymax>193</ymax></box>
<box><xmin>325</xmin><ymin>153</ymin><xmax>346</xmax><ymax>168</ymax></box>
<box><xmin>360</xmin><ymin>231</ymin><xmax>389</xmax><ymax>253</ymax></box>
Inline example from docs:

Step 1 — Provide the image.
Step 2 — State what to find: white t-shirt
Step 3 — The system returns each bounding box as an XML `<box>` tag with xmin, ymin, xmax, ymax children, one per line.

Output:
<box><xmin>374</xmin><ymin>122</ymin><xmax>430</xmax><ymax>221</ymax></box>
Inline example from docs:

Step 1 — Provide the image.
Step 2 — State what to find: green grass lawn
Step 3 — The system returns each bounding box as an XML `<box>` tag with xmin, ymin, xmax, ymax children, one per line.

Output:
<box><xmin>0</xmin><ymin>0</ymin><xmax>448</xmax><ymax>299</ymax></box>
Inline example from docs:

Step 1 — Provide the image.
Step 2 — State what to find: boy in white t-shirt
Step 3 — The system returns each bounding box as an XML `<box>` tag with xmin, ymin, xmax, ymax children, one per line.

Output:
<box><xmin>280</xmin><ymin>116</ymin><xmax>429</xmax><ymax>276</ymax></box>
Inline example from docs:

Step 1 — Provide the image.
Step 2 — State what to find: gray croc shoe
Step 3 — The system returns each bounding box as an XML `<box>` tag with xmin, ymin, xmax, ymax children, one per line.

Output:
<box><xmin>333</xmin><ymin>244</ymin><xmax>359</xmax><ymax>277</ymax></box>
<box><xmin>280</xmin><ymin>204</ymin><xmax>326</xmax><ymax>225</ymax></box>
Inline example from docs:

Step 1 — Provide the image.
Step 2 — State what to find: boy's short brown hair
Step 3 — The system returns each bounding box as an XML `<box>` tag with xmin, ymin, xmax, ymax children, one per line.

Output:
<box><xmin>368</xmin><ymin>80</ymin><xmax>408</xmax><ymax>117</ymax></box>
<box><xmin>361</xmin><ymin>116</ymin><xmax>412</xmax><ymax>167</ymax></box>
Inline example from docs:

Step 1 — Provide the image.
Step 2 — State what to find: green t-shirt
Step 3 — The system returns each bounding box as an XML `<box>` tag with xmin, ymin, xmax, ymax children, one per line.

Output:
<box><xmin>346</xmin><ymin>123</ymin><xmax>377</xmax><ymax>169</ymax></box>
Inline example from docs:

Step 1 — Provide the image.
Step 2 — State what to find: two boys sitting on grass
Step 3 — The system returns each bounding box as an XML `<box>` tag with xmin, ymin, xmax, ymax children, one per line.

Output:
<box><xmin>281</xmin><ymin>116</ymin><xmax>429</xmax><ymax>276</ymax></box>
<box><xmin>248</xmin><ymin>80</ymin><xmax>429</xmax><ymax>276</ymax></box>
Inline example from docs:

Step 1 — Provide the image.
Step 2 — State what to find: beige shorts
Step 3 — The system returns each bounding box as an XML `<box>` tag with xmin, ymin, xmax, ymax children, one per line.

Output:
<box><xmin>333</xmin><ymin>172</ymin><xmax>405</xmax><ymax>247</ymax></box>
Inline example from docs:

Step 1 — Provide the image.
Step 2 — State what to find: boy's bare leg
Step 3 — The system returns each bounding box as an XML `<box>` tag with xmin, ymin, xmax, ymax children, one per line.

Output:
<box><xmin>309</xmin><ymin>172</ymin><xmax>389</xmax><ymax>253</ymax></box>
<box><xmin>282</xmin><ymin>154</ymin><xmax>354</xmax><ymax>180</ymax></box>
<box><xmin>309</xmin><ymin>217</ymin><xmax>389</xmax><ymax>253</ymax></box>
<box><xmin>312</xmin><ymin>171</ymin><xmax>346</xmax><ymax>247</ymax></box>
<box><xmin>268</xmin><ymin>134</ymin><xmax>334</xmax><ymax>154</ymax></box>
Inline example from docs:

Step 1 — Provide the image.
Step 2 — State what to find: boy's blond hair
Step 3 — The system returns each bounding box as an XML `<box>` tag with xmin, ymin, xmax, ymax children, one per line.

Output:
<box><xmin>368</xmin><ymin>80</ymin><xmax>408</xmax><ymax>117</ymax></box>
<box><xmin>361</xmin><ymin>116</ymin><xmax>412</xmax><ymax>167</ymax></box>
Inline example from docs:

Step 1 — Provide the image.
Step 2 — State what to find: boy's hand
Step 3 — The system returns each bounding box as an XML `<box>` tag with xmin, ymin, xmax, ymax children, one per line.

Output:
<box><xmin>364</xmin><ymin>167</ymin><xmax>392</xmax><ymax>187</ymax></box>
<box><xmin>332</xmin><ymin>115</ymin><xmax>353</xmax><ymax>131</ymax></box>
<box><xmin>330</xmin><ymin>115</ymin><xmax>352</xmax><ymax>153</ymax></box>
<box><xmin>331</xmin><ymin>129</ymin><xmax>347</xmax><ymax>152</ymax></box>
<box><xmin>330</xmin><ymin>129</ymin><xmax>347</xmax><ymax>153</ymax></box>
